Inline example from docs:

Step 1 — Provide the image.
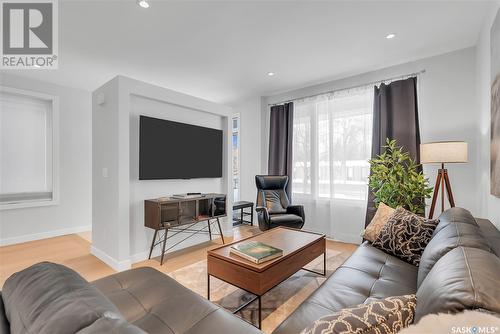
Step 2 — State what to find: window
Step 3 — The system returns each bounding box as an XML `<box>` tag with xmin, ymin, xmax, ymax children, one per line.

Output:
<box><xmin>0</xmin><ymin>87</ymin><xmax>58</xmax><ymax>209</ymax></box>
<box><xmin>232</xmin><ymin>115</ymin><xmax>240</xmax><ymax>202</ymax></box>
<box><xmin>292</xmin><ymin>85</ymin><xmax>373</xmax><ymax>201</ymax></box>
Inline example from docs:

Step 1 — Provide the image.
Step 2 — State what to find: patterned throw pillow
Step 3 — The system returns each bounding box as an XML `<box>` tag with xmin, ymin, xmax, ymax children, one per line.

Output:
<box><xmin>301</xmin><ymin>295</ymin><xmax>417</xmax><ymax>334</ymax></box>
<box><xmin>372</xmin><ymin>207</ymin><xmax>439</xmax><ymax>266</ymax></box>
<box><xmin>364</xmin><ymin>203</ymin><xmax>396</xmax><ymax>242</ymax></box>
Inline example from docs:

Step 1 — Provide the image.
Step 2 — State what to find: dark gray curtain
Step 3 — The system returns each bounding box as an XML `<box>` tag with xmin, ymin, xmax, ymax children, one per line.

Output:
<box><xmin>365</xmin><ymin>77</ymin><xmax>420</xmax><ymax>226</ymax></box>
<box><xmin>268</xmin><ymin>102</ymin><xmax>294</xmax><ymax>199</ymax></box>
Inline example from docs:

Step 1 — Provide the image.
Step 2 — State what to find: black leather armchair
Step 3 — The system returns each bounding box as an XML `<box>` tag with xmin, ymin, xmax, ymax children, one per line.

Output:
<box><xmin>255</xmin><ymin>175</ymin><xmax>305</xmax><ymax>231</ymax></box>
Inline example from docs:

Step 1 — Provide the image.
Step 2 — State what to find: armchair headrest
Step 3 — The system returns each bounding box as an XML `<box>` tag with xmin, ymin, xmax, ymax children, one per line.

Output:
<box><xmin>255</xmin><ymin>175</ymin><xmax>288</xmax><ymax>190</ymax></box>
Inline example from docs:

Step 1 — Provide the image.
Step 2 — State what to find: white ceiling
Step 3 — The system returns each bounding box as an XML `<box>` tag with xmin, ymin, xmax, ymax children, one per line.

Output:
<box><xmin>3</xmin><ymin>0</ymin><xmax>494</xmax><ymax>104</ymax></box>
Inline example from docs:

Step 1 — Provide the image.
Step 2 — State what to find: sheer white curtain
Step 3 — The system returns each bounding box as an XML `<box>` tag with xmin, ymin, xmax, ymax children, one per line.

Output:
<box><xmin>292</xmin><ymin>85</ymin><xmax>373</xmax><ymax>242</ymax></box>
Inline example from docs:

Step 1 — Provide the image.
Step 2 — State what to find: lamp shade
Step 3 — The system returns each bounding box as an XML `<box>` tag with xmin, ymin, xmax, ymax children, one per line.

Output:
<box><xmin>420</xmin><ymin>141</ymin><xmax>468</xmax><ymax>164</ymax></box>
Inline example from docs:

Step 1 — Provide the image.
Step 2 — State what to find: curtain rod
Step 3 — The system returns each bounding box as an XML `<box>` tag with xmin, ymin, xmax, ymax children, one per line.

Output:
<box><xmin>267</xmin><ymin>69</ymin><xmax>426</xmax><ymax>106</ymax></box>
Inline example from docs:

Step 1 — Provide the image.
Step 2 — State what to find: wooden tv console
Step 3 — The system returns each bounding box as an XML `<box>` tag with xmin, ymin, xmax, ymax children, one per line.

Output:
<box><xmin>144</xmin><ymin>193</ymin><xmax>226</xmax><ymax>265</ymax></box>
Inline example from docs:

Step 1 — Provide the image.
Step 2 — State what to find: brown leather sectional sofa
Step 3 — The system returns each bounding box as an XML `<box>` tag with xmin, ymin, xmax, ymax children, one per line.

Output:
<box><xmin>1</xmin><ymin>207</ymin><xmax>499</xmax><ymax>334</ymax></box>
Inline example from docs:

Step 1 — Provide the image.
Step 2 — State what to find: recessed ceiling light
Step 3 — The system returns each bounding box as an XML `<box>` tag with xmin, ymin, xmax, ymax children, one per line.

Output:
<box><xmin>267</xmin><ymin>72</ymin><xmax>276</xmax><ymax>76</ymax></box>
<box><xmin>137</xmin><ymin>0</ymin><xmax>150</xmax><ymax>8</ymax></box>
<box><xmin>386</xmin><ymin>33</ymin><xmax>396</xmax><ymax>39</ymax></box>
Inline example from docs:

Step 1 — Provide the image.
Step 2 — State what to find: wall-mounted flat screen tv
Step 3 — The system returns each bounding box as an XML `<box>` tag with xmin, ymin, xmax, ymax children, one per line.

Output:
<box><xmin>139</xmin><ymin>115</ymin><xmax>223</xmax><ymax>180</ymax></box>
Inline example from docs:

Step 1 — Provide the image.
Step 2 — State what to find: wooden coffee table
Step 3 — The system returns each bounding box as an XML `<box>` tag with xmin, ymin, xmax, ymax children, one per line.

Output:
<box><xmin>207</xmin><ymin>227</ymin><xmax>326</xmax><ymax>329</ymax></box>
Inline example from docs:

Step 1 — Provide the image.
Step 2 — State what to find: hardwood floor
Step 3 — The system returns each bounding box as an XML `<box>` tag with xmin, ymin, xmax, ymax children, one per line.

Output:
<box><xmin>0</xmin><ymin>225</ymin><xmax>357</xmax><ymax>308</ymax></box>
<box><xmin>0</xmin><ymin>225</ymin><xmax>261</xmax><ymax>287</ymax></box>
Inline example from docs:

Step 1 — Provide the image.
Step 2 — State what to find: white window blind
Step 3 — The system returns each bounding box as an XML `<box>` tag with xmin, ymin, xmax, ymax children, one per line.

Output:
<box><xmin>0</xmin><ymin>89</ymin><xmax>54</xmax><ymax>205</ymax></box>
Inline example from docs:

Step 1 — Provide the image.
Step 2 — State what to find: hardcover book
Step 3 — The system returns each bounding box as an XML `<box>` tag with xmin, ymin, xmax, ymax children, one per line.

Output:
<box><xmin>230</xmin><ymin>241</ymin><xmax>283</xmax><ymax>264</ymax></box>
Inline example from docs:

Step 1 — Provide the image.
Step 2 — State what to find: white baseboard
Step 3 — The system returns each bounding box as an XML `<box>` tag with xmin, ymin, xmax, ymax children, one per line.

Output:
<box><xmin>329</xmin><ymin>232</ymin><xmax>363</xmax><ymax>245</ymax></box>
<box><xmin>90</xmin><ymin>245</ymin><xmax>131</xmax><ymax>272</ymax></box>
<box><xmin>0</xmin><ymin>225</ymin><xmax>92</xmax><ymax>246</ymax></box>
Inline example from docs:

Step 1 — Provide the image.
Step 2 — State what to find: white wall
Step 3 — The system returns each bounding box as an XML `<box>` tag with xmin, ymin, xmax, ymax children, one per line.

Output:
<box><xmin>230</xmin><ymin>97</ymin><xmax>263</xmax><ymax>206</ymax></box>
<box><xmin>92</xmin><ymin>76</ymin><xmax>233</xmax><ymax>271</ymax></box>
<box><xmin>262</xmin><ymin>47</ymin><xmax>479</xmax><ymax>242</ymax></box>
<box><xmin>476</xmin><ymin>1</ymin><xmax>500</xmax><ymax>227</ymax></box>
<box><xmin>129</xmin><ymin>95</ymin><xmax>225</xmax><ymax>261</ymax></box>
<box><xmin>0</xmin><ymin>74</ymin><xmax>92</xmax><ymax>245</ymax></box>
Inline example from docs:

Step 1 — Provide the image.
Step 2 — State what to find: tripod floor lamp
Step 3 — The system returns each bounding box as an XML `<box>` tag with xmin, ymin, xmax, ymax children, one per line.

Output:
<box><xmin>420</xmin><ymin>141</ymin><xmax>468</xmax><ymax>219</ymax></box>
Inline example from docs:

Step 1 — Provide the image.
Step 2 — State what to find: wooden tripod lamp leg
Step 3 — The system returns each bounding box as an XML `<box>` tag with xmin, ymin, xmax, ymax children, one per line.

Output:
<box><xmin>428</xmin><ymin>170</ymin><xmax>443</xmax><ymax>219</ymax></box>
<box><xmin>443</xmin><ymin>170</ymin><xmax>456</xmax><ymax>207</ymax></box>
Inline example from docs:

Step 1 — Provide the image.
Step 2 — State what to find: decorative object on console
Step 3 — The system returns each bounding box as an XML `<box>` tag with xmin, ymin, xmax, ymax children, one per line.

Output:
<box><xmin>491</xmin><ymin>10</ymin><xmax>500</xmax><ymax>197</ymax></box>
<box><xmin>368</xmin><ymin>139</ymin><xmax>433</xmax><ymax>216</ymax></box>
<box><xmin>255</xmin><ymin>175</ymin><xmax>305</xmax><ymax>231</ymax></box>
<box><xmin>372</xmin><ymin>207</ymin><xmax>438</xmax><ymax>266</ymax></box>
<box><xmin>144</xmin><ymin>193</ymin><xmax>226</xmax><ymax>265</ymax></box>
<box><xmin>363</xmin><ymin>202</ymin><xmax>395</xmax><ymax>242</ymax></box>
<box><xmin>420</xmin><ymin>141</ymin><xmax>468</xmax><ymax>218</ymax></box>
<box><xmin>301</xmin><ymin>294</ymin><xmax>416</xmax><ymax>334</ymax></box>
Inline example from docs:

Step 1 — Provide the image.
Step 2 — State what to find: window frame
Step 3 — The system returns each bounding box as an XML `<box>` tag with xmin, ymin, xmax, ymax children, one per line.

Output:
<box><xmin>0</xmin><ymin>86</ymin><xmax>60</xmax><ymax>210</ymax></box>
<box><xmin>232</xmin><ymin>113</ymin><xmax>241</xmax><ymax>202</ymax></box>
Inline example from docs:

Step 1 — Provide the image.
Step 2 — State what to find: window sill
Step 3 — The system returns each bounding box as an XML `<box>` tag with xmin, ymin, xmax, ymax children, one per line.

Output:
<box><xmin>0</xmin><ymin>199</ymin><xmax>59</xmax><ymax>211</ymax></box>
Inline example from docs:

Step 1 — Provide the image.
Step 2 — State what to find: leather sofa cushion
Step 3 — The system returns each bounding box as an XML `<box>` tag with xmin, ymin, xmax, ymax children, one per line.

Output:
<box><xmin>0</xmin><ymin>292</ymin><xmax>9</xmax><ymax>334</ymax></box>
<box><xmin>477</xmin><ymin>218</ymin><xmax>500</xmax><ymax>256</ymax></box>
<box><xmin>77</xmin><ymin>317</ymin><xmax>146</xmax><ymax>334</ymax></box>
<box><xmin>1</xmin><ymin>262</ymin><xmax>123</xmax><ymax>334</ymax></box>
<box><xmin>272</xmin><ymin>243</ymin><xmax>418</xmax><ymax>334</ymax></box>
<box><xmin>417</xmin><ymin>222</ymin><xmax>491</xmax><ymax>287</ymax></box>
<box><xmin>416</xmin><ymin>247</ymin><xmax>500</xmax><ymax>322</ymax></box>
<box><xmin>93</xmin><ymin>267</ymin><xmax>262</xmax><ymax>334</ymax></box>
<box><xmin>432</xmin><ymin>207</ymin><xmax>477</xmax><ymax>236</ymax></box>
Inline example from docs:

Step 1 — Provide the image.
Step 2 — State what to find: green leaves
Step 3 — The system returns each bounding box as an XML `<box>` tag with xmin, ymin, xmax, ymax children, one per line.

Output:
<box><xmin>368</xmin><ymin>138</ymin><xmax>433</xmax><ymax>215</ymax></box>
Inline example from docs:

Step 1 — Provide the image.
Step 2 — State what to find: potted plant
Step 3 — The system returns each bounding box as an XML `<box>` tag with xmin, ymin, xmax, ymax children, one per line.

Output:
<box><xmin>368</xmin><ymin>139</ymin><xmax>433</xmax><ymax>215</ymax></box>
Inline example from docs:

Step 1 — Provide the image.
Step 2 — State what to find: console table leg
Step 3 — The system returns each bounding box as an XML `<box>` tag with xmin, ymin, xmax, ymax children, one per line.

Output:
<box><xmin>216</xmin><ymin>218</ymin><xmax>225</xmax><ymax>244</ymax></box>
<box><xmin>323</xmin><ymin>251</ymin><xmax>326</xmax><ymax>276</ymax></box>
<box><xmin>251</xmin><ymin>205</ymin><xmax>254</xmax><ymax>226</ymax></box>
<box><xmin>160</xmin><ymin>229</ymin><xmax>168</xmax><ymax>265</ymax></box>
<box><xmin>207</xmin><ymin>220</ymin><xmax>212</xmax><ymax>241</ymax></box>
<box><xmin>207</xmin><ymin>274</ymin><xmax>210</xmax><ymax>300</ymax></box>
<box><xmin>258</xmin><ymin>295</ymin><xmax>261</xmax><ymax>329</ymax></box>
<box><xmin>148</xmin><ymin>229</ymin><xmax>158</xmax><ymax>260</ymax></box>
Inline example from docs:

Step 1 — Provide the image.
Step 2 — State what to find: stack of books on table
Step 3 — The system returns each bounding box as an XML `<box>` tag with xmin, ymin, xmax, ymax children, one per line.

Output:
<box><xmin>230</xmin><ymin>241</ymin><xmax>283</xmax><ymax>264</ymax></box>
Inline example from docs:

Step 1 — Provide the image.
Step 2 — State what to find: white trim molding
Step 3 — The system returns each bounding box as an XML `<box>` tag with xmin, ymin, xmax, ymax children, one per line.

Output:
<box><xmin>0</xmin><ymin>225</ymin><xmax>91</xmax><ymax>246</ymax></box>
<box><xmin>91</xmin><ymin>245</ymin><xmax>131</xmax><ymax>272</ymax></box>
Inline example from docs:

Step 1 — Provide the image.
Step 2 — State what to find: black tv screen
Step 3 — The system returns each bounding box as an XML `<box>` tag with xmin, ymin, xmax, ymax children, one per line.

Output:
<box><xmin>139</xmin><ymin>116</ymin><xmax>223</xmax><ymax>180</ymax></box>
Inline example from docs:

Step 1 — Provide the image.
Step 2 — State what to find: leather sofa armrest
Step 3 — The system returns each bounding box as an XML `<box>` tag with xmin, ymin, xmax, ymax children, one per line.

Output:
<box><xmin>0</xmin><ymin>292</ymin><xmax>10</xmax><ymax>334</ymax></box>
<box><xmin>255</xmin><ymin>206</ymin><xmax>271</xmax><ymax>231</ymax></box>
<box><xmin>287</xmin><ymin>204</ymin><xmax>305</xmax><ymax>221</ymax></box>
